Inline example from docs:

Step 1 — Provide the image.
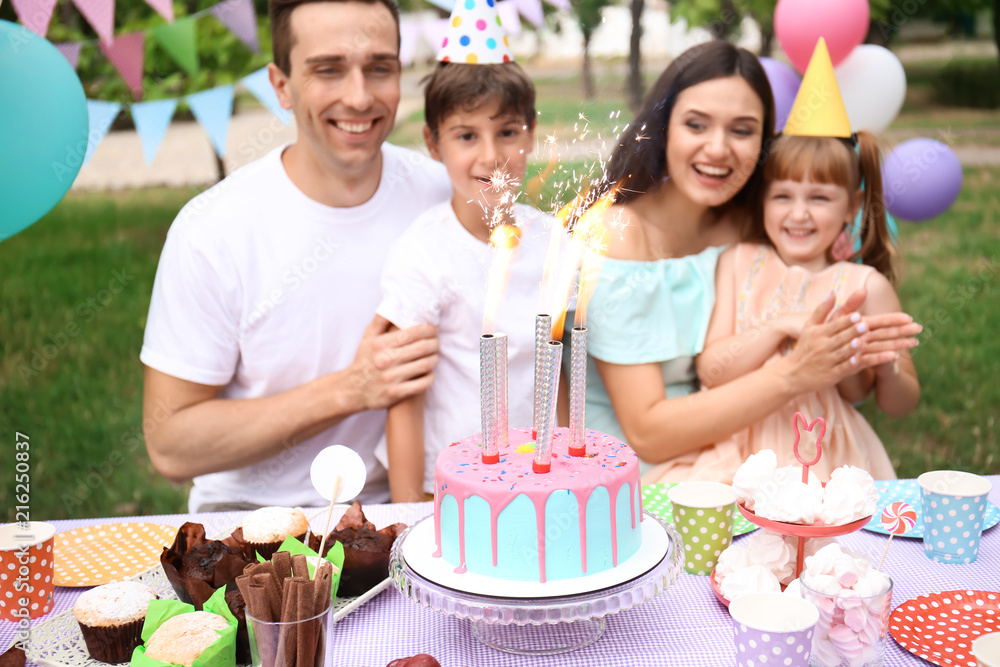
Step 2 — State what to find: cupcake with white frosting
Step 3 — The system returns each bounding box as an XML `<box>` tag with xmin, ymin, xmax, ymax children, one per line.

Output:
<box><xmin>239</xmin><ymin>506</ymin><xmax>309</xmax><ymax>560</ymax></box>
<box><xmin>72</xmin><ymin>581</ymin><xmax>159</xmax><ymax>662</ymax></box>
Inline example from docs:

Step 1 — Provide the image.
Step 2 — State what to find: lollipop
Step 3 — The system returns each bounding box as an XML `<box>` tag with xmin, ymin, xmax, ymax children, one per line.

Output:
<box><xmin>880</xmin><ymin>502</ymin><xmax>916</xmax><ymax>535</ymax></box>
<box><xmin>877</xmin><ymin>501</ymin><xmax>915</xmax><ymax>569</ymax></box>
<box><xmin>310</xmin><ymin>445</ymin><xmax>367</xmax><ymax>577</ymax></box>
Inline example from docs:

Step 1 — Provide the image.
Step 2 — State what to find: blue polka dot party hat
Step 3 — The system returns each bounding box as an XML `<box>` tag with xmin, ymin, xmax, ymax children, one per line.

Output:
<box><xmin>437</xmin><ymin>0</ymin><xmax>514</xmax><ymax>64</ymax></box>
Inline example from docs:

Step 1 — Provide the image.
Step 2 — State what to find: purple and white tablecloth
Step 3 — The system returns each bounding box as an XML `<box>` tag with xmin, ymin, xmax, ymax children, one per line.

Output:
<box><xmin>4</xmin><ymin>477</ymin><xmax>999</xmax><ymax>666</ymax></box>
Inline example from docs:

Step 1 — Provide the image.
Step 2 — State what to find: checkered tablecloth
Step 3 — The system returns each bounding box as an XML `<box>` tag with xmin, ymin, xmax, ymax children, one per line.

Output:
<box><xmin>5</xmin><ymin>479</ymin><xmax>999</xmax><ymax>667</ymax></box>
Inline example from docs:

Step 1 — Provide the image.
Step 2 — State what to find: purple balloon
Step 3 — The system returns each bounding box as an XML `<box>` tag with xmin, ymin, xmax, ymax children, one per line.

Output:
<box><xmin>881</xmin><ymin>138</ymin><xmax>963</xmax><ymax>222</ymax></box>
<box><xmin>760</xmin><ymin>57</ymin><xmax>802</xmax><ymax>132</ymax></box>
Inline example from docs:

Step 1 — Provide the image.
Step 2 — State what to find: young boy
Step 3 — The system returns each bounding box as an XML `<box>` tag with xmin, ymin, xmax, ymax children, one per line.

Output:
<box><xmin>375</xmin><ymin>15</ymin><xmax>565</xmax><ymax>501</ymax></box>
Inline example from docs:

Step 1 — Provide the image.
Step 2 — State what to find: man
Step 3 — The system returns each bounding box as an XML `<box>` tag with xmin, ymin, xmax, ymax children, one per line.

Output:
<box><xmin>140</xmin><ymin>0</ymin><xmax>451</xmax><ymax>511</ymax></box>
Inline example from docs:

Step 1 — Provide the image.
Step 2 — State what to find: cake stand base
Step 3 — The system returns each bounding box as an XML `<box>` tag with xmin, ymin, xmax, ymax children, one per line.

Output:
<box><xmin>390</xmin><ymin>511</ymin><xmax>684</xmax><ymax>656</ymax></box>
<box><xmin>470</xmin><ymin>617</ymin><xmax>607</xmax><ymax>655</ymax></box>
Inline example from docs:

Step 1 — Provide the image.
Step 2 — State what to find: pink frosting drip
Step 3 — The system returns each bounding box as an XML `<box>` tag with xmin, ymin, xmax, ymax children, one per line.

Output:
<box><xmin>434</xmin><ymin>427</ymin><xmax>641</xmax><ymax>582</ymax></box>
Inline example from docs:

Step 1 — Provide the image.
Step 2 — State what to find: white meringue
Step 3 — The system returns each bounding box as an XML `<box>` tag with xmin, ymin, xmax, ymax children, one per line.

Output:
<box><xmin>745</xmin><ymin>530</ymin><xmax>797</xmax><ymax>585</ymax></box>
<box><xmin>783</xmin><ymin>578</ymin><xmax>803</xmax><ymax>598</ymax></box>
<box><xmin>719</xmin><ymin>564</ymin><xmax>781</xmax><ymax>601</ymax></box>
<box><xmin>752</xmin><ymin>465</ymin><xmax>824</xmax><ymax>523</ymax></box>
<box><xmin>819</xmin><ymin>465</ymin><xmax>879</xmax><ymax>525</ymax></box>
<box><xmin>732</xmin><ymin>449</ymin><xmax>777</xmax><ymax>510</ymax></box>
<box><xmin>715</xmin><ymin>542</ymin><xmax>752</xmax><ymax>579</ymax></box>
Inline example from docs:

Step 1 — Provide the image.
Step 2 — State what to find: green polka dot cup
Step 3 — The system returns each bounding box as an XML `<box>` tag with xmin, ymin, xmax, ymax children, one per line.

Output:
<box><xmin>667</xmin><ymin>482</ymin><xmax>736</xmax><ymax>576</ymax></box>
<box><xmin>918</xmin><ymin>470</ymin><xmax>992</xmax><ymax>564</ymax></box>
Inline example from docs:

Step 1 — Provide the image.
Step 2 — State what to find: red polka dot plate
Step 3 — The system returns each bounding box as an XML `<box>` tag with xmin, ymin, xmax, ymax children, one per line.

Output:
<box><xmin>889</xmin><ymin>589</ymin><xmax>1000</xmax><ymax>666</ymax></box>
<box><xmin>54</xmin><ymin>523</ymin><xmax>178</xmax><ymax>587</ymax></box>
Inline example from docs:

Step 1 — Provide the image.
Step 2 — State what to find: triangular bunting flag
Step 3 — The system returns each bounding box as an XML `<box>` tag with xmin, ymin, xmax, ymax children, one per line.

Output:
<box><xmin>131</xmin><ymin>98</ymin><xmax>178</xmax><ymax>164</ymax></box>
<box><xmin>497</xmin><ymin>1</ymin><xmax>522</xmax><ymax>37</ymax></box>
<box><xmin>513</xmin><ymin>0</ymin><xmax>543</xmax><ymax>29</ymax></box>
<box><xmin>83</xmin><ymin>99</ymin><xmax>122</xmax><ymax>164</ymax></box>
<box><xmin>143</xmin><ymin>0</ymin><xmax>174</xmax><ymax>23</ymax></box>
<box><xmin>784</xmin><ymin>38</ymin><xmax>853</xmax><ymax>138</ymax></box>
<box><xmin>210</xmin><ymin>0</ymin><xmax>259</xmax><ymax>53</ymax></box>
<box><xmin>11</xmin><ymin>0</ymin><xmax>57</xmax><ymax>36</ymax></box>
<box><xmin>420</xmin><ymin>19</ymin><xmax>449</xmax><ymax>54</ymax></box>
<box><xmin>542</xmin><ymin>0</ymin><xmax>568</xmax><ymax>9</ymax></box>
<box><xmin>151</xmin><ymin>17</ymin><xmax>199</xmax><ymax>76</ymax></box>
<box><xmin>241</xmin><ymin>67</ymin><xmax>291</xmax><ymax>125</ymax></box>
<box><xmin>55</xmin><ymin>42</ymin><xmax>83</xmax><ymax>68</ymax></box>
<box><xmin>399</xmin><ymin>21</ymin><xmax>418</xmax><ymax>67</ymax></box>
<box><xmin>100</xmin><ymin>31</ymin><xmax>145</xmax><ymax>98</ymax></box>
<box><xmin>187</xmin><ymin>85</ymin><xmax>234</xmax><ymax>159</ymax></box>
<box><xmin>72</xmin><ymin>0</ymin><xmax>115</xmax><ymax>44</ymax></box>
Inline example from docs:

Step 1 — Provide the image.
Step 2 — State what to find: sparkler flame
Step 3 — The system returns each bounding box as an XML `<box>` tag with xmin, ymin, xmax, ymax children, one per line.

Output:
<box><xmin>482</xmin><ymin>223</ymin><xmax>520</xmax><ymax>334</ymax></box>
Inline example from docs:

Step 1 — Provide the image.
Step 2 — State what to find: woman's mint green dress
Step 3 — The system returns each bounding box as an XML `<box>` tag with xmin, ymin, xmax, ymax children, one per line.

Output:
<box><xmin>584</xmin><ymin>246</ymin><xmax>724</xmax><ymax>474</ymax></box>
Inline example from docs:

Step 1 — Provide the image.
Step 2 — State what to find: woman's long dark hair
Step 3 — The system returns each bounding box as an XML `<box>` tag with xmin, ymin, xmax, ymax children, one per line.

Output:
<box><xmin>576</xmin><ymin>41</ymin><xmax>775</xmax><ymax>226</ymax></box>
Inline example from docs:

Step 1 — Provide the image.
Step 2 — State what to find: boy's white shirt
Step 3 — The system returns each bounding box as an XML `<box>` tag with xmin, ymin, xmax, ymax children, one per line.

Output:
<box><xmin>376</xmin><ymin>201</ymin><xmax>564</xmax><ymax>493</ymax></box>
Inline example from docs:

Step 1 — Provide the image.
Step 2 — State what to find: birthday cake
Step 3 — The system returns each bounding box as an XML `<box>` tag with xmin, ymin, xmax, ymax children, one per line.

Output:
<box><xmin>433</xmin><ymin>426</ymin><xmax>642</xmax><ymax>583</ymax></box>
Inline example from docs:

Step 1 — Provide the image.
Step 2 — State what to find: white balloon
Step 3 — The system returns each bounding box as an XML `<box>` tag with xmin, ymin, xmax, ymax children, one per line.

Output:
<box><xmin>834</xmin><ymin>45</ymin><xmax>907</xmax><ymax>133</ymax></box>
<box><xmin>310</xmin><ymin>445</ymin><xmax>367</xmax><ymax>503</ymax></box>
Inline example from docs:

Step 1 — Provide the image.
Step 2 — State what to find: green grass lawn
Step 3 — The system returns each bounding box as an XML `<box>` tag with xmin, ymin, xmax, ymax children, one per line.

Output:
<box><xmin>2</xmin><ymin>159</ymin><xmax>998</xmax><ymax>520</ymax></box>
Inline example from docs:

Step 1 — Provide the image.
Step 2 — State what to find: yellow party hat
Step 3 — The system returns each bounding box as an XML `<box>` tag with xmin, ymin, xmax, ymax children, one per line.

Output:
<box><xmin>783</xmin><ymin>38</ymin><xmax>853</xmax><ymax>138</ymax></box>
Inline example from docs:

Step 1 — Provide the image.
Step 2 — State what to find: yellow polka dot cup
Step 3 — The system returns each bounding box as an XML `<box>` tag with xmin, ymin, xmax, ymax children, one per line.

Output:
<box><xmin>667</xmin><ymin>482</ymin><xmax>735</xmax><ymax>576</ymax></box>
<box><xmin>0</xmin><ymin>522</ymin><xmax>55</xmax><ymax>621</ymax></box>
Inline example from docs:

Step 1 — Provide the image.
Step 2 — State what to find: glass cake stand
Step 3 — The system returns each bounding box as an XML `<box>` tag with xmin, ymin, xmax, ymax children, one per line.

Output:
<box><xmin>389</xmin><ymin>511</ymin><xmax>684</xmax><ymax>656</ymax></box>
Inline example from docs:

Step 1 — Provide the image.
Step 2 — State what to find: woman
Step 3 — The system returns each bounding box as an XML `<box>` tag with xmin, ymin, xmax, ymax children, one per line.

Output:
<box><xmin>582</xmin><ymin>41</ymin><xmax>920</xmax><ymax>482</ymax></box>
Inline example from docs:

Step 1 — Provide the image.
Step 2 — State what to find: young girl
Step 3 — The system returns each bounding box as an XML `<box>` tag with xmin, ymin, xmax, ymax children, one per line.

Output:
<box><xmin>638</xmin><ymin>127</ymin><xmax>920</xmax><ymax>484</ymax></box>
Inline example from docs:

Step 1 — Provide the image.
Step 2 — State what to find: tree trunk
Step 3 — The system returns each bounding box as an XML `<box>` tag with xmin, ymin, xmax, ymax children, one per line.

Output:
<box><xmin>865</xmin><ymin>20</ymin><xmax>892</xmax><ymax>47</ymax></box>
<box><xmin>994</xmin><ymin>0</ymin><xmax>1000</xmax><ymax>71</ymax></box>
<box><xmin>582</xmin><ymin>34</ymin><xmax>595</xmax><ymax>100</ymax></box>
<box><xmin>628</xmin><ymin>0</ymin><xmax>644</xmax><ymax>112</ymax></box>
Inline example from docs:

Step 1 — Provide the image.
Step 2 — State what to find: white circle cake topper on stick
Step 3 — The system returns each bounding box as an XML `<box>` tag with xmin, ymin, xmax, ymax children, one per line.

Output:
<box><xmin>310</xmin><ymin>445</ymin><xmax>367</xmax><ymax>577</ymax></box>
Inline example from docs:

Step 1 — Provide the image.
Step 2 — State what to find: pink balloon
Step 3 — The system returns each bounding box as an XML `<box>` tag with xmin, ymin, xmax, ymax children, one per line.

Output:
<box><xmin>775</xmin><ymin>0</ymin><xmax>870</xmax><ymax>74</ymax></box>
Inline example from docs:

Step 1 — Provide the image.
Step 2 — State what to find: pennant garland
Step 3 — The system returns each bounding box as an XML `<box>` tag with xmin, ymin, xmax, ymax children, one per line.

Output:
<box><xmin>151</xmin><ymin>17</ymin><xmax>199</xmax><ymax>76</ymax></box>
<box><xmin>99</xmin><ymin>31</ymin><xmax>145</xmax><ymax>98</ymax></box>
<box><xmin>210</xmin><ymin>0</ymin><xmax>260</xmax><ymax>53</ymax></box>
<box><xmin>54</xmin><ymin>42</ymin><xmax>83</xmax><ymax>68</ymax></box>
<box><xmin>131</xmin><ymin>98</ymin><xmax>178</xmax><ymax>164</ymax></box>
<box><xmin>187</xmin><ymin>85</ymin><xmax>235</xmax><ymax>159</ymax></box>
<box><xmin>10</xmin><ymin>0</ymin><xmax>57</xmax><ymax>36</ymax></box>
<box><xmin>84</xmin><ymin>100</ymin><xmax>122</xmax><ymax>165</ymax></box>
<box><xmin>71</xmin><ymin>0</ymin><xmax>115</xmax><ymax>44</ymax></box>
<box><xmin>513</xmin><ymin>0</ymin><xmax>544</xmax><ymax>30</ymax></box>
<box><xmin>240</xmin><ymin>67</ymin><xmax>292</xmax><ymax>126</ymax></box>
<box><xmin>144</xmin><ymin>0</ymin><xmax>174</xmax><ymax>23</ymax></box>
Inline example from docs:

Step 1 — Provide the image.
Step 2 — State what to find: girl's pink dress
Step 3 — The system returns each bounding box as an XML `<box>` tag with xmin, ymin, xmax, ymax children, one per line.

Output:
<box><xmin>643</xmin><ymin>243</ymin><xmax>897</xmax><ymax>484</ymax></box>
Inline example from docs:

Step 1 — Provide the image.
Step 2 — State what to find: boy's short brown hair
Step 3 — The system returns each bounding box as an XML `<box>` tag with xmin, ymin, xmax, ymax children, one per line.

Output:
<box><xmin>269</xmin><ymin>0</ymin><xmax>401</xmax><ymax>75</ymax></box>
<box><xmin>424</xmin><ymin>62</ymin><xmax>536</xmax><ymax>139</ymax></box>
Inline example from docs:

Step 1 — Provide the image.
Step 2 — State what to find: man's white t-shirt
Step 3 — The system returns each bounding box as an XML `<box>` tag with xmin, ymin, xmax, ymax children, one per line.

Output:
<box><xmin>141</xmin><ymin>143</ymin><xmax>450</xmax><ymax>511</ymax></box>
<box><xmin>377</xmin><ymin>201</ymin><xmax>562</xmax><ymax>493</ymax></box>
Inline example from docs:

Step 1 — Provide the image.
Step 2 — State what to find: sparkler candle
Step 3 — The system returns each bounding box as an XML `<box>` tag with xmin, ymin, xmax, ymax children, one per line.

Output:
<box><xmin>532</xmin><ymin>314</ymin><xmax>552</xmax><ymax>436</ymax></box>
<box><xmin>494</xmin><ymin>332</ymin><xmax>508</xmax><ymax>455</ymax></box>
<box><xmin>480</xmin><ymin>334</ymin><xmax>500</xmax><ymax>464</ymax></box>
<box><xmin>568</xmin><ymin>326</ymin><xmax>588</xmax><ymax>457</ymax></box>
<box><xmin>532</xmin><ymin>340</ymin><xmax>563</xmax><ymax>474</ymax></box>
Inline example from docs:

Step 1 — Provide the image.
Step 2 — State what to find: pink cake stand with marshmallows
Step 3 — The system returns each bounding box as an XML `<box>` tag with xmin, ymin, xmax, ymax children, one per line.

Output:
<box><xmin>736</xmin><ymin>413</ymin><xmax>874</xmax><ymax>579</ymax></box>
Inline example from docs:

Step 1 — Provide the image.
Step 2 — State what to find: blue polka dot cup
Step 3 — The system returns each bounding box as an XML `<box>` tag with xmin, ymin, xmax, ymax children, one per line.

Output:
<box><xmin>918</xmin><ymin>470</ymin><xmax>993</xmax><ymax>564</ymax></box>
<box><xmin>667</xmin><ymin>482</ymin><xmax>735</xmax><ymax>575</ymax></box>
<box><xmin>729</xmin><ymin>593</ymin><xmax>819</xmax><ymax>667</ymax></box>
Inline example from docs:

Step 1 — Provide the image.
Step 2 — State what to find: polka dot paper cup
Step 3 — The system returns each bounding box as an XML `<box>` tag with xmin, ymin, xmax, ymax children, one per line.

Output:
<box><xmin>917</xmin><ymin>470</ymin><xmax>993</xmax><ymax>564</ymax></box>
<box><xmin>729</xmin><ymin>592</ymin><xmax>819</xmax><ymax>667</ymax></box>
<box><xmin>0</xmin><ymin>522</ymin><xmax>56</xmax><ymax>621</ymax></box>
<box><xmin>668</xmin><ymin>482</ymin><xmax>735</xmax><ymax>576</ymax></box>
